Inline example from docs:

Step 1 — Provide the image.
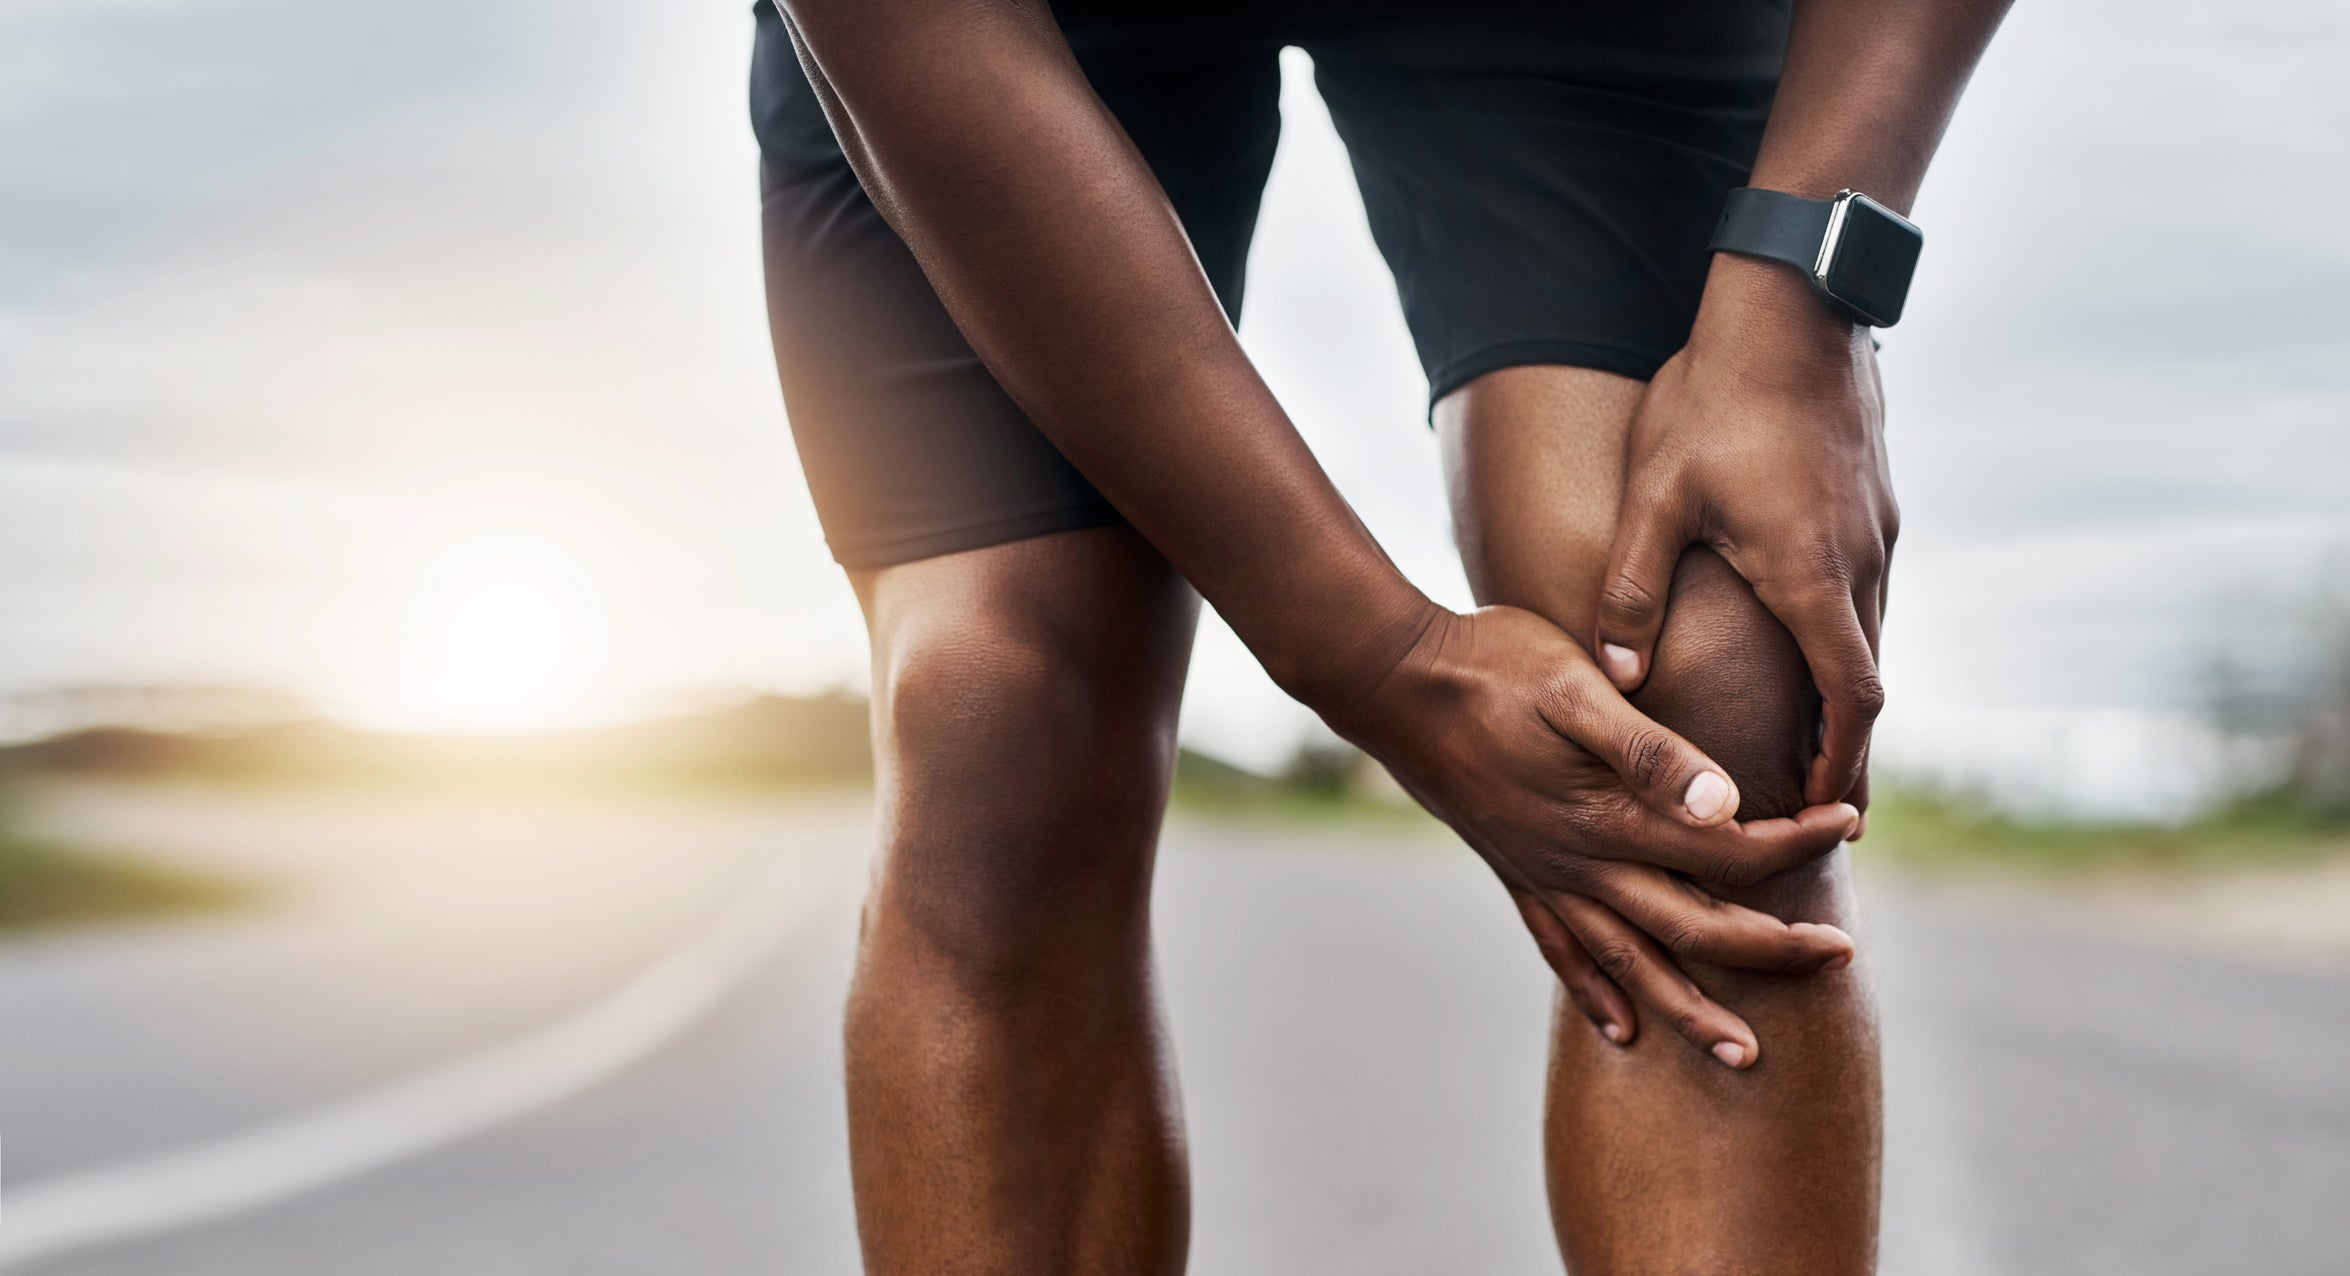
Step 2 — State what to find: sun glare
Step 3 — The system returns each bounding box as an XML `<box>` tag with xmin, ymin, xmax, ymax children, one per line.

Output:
<box><xmin>349</xmin><ymin>530</ymin><xmax>620</xmax><ymax>734</ymax></box>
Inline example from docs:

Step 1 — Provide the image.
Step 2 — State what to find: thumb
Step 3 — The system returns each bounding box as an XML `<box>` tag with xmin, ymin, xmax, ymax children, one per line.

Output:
<box><xmin>1594</xmin><ymin>496</ymin><xmax>1690</xmax><ymax>693</ymax></box>
<box><xmin>1543</xmin><ymin>660</ymin><xmax>1742</xmax><ymax>828</ymax></box>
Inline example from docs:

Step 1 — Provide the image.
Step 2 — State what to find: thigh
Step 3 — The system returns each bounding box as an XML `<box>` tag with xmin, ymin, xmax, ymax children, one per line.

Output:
<box><xmin>1309</xmin><ymin>0</ymin><xmax>1788</xmax><ymax>406</ymax></box>
<box><xmin>1438</xmin><ymin>365</ymin><xmax>1641</xmax><ymax>634</ymax></box>
<box><xmin>750</xmin><ymin>4</ymin><xmax>1280</xmax><ymax>570</ymax></box>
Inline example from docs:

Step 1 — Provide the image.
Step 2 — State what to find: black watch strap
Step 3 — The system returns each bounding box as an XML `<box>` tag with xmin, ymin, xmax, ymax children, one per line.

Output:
<box><xmin>1709</xmin><ymin>186</ymin><xmax>1922</xmax><ymax>327</ymax></box>
<box><xmin>1707</xmin><ymin>187</ymin><xmax>1836</xmax><ymax>273</ymax></box>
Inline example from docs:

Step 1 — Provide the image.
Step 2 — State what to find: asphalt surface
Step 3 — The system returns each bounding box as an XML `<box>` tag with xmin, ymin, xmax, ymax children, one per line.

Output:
<box><xmin>1</xmin><ymin>787</ymin><xmax>2344</xmax><ymax>1273</ymax></box>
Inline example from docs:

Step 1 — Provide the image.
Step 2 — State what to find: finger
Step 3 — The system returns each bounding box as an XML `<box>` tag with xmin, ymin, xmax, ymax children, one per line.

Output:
<box><xmin>1775</xmin><ymin>590</ymin><xmax>1882</xmax><ymax>807</ymax></box>
<box><xmin>1550</xmin><ymin>892</ymin><xmax>1759</xmax><ymax>1069</ymax></box>
<box><xmin>1592</xmin><ymin>489</ymin><xmax>1692</xmax><ymax>694</ymax></box>
<box><xmin>1575</xmin><ymin>797</ymin><xmax>1861</xmax><ymax>887</ymax></box>
<box><xmin>1844</xmin><ymin>568</ymin><xmax>1886</xmax><ymax>834</ymax></box>
<box><xmin>1856</xmin><ymin>559</ymin><xmax>1886</xmax><ymax>660</ymax></box>
<box><xmin>1538</xmin><ymin>661</ymin><xmax>1743</xmax><ymax>828</ymax></box>
<box><xmin>1873</xmin><ymin>545</ymin><xmax>1894</xmax><ymax>634</ymax></box>
<box><xmin>1581</xmin><ymin>862</ymin><xmax>1855</xmax><ymax>974</ymax></box>
<box><xmin>1509</xmin><ymin>888</ymin><xmax>1635</xmax><ymax>1045</ymax></box>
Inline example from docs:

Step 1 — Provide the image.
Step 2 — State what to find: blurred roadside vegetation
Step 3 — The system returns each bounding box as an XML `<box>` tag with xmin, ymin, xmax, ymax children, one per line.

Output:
<box><xmin>1863</xmin><ymin>586</ymin><xmax>2350</xmax><ymax>872</ymax></box>
<box><xmin>0</xmin><ymin>693</ymin><xmax>1423</xmax><ymax>933</ymax></box>
<box><xmin>0</xmin><ymin>690</ymin><xmax>877</xmax><ymax>934</ymax></box>
<box><xmin>0</xmin><ymin>689</ymin><xmax>1418</xmax><ymax>818</ymax></box>
<box><xmin>1171</xmin><ymin>733</ymin><xmax>1436</xmax><ymax>828</ymax></box>
<box><xmin>4</xmin><ymin>627</ymin><xmax>2349</xmax><ymax>925</ymax></box>
<box><xmin>0</xmin><ymin>692</ymin><xmax>874</xmax><ymax>795</ymax></box>
<box><xmin>1854</xmin><ymin>787</ymin><xmax>2348</xmax><ymax>874</ymax></box>
<box><xmin>0</xmin><ymin>788</ymin><xmax>247</xmax><ymax>933</ymax></box>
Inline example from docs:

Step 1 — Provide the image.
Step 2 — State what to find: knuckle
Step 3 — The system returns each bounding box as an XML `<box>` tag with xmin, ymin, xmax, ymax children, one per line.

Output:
<box><xmin>1844</xmin><ymin>670</ymin><xmax>1889</xmax><ymax>720</ymax></box>
<box><xmin>1706</xmin><ymin>849</ymin><xmax>1764</xmax><ymax>888</ymax></box>
<box><xmin>1541</xmin><ymin>808</ymin><xmax>1616</xmax><ymax>860</ymax></box>
<box><xmin>1768</xmin><ymin>575</ymin><xmax>1842</xmax><ymax>623</ymax></box>
<box><xmin>1532</xmin><ymin>841</ymin><xmax>1602</xmax><ymax>889</ymax></box>
<box><xmin>1599</xmin><ymin>575</ymin><xmax>1663</xmax><ymax>626</ymax></box>
<box><xmin>1802</xmin><ymin>534</ymin><xmax>1857</xmax><ymax>585</ymax></box>
<box><xmin>1659</xmin><ymin>915</ymin><xmax>1711</xmax><ymax>957</ymax></box>
<box><xmin>1619</xmin><ymin>726</ymin><xmax>1678</xmax><ymax>793</ymax></box>
<box><xmin>1587</xmin><ymin>939</ymin><xmax>1644</xmax><ymax>982</ymax></box>
<box><xmin>1534</xmin><ymin>672</ymin><xmax>1593</xmax><ymax>730</ymax></box>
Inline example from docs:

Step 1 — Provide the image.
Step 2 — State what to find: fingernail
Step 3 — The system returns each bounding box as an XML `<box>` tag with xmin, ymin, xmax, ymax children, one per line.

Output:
<box><xmin>1600</xmin><ymin>642</ymin><xmax>1640</xmax><ymax>685</ymax></box>
<box><xmin>1798</xmin><ymin>922</ymin><xmax>1855</xmax><ymax>949</ymax></box>
<box><xmin>1850</xmin><ymin>814</ymin><xmax>1868</xmax><ymax>842</ymax></box>
<box><xmin>1823</xmin><ymin>951</ymin><xmax>1852</xmax><ymax>972</ymax></box>
<box><xmin>1602</xmin><ymin>1022</ymin><xmax>1626</xmax><ymax>1043</ymax></box>
<box><xmin>1684</xmin><ymin>771</ymin><xmax>1732</xmax><ymax>822</ymax></box>
<box><xmin>1712</xmin><ymin>1041</ymin><xmax>1747</xmax><ymax>1068</ymax></box>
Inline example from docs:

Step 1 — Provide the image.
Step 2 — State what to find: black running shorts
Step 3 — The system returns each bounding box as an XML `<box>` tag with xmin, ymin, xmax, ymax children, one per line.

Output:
<box><xmin>751</xmin><ymin>1</ymin><xmax>1790</xmax><ymax>568</ymax></box>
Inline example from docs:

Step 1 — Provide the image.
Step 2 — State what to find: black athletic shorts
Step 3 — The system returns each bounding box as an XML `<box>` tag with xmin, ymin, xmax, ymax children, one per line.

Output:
<box><xmin>751</xmin><ymin>0</ymin><xmax>1790</xmax><ymax>568</ymax></box>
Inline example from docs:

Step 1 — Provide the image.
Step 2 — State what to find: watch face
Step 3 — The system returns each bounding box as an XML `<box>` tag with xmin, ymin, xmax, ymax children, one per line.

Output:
<box><xmin>1819</xmin><ymin>193</ymin><xmax>1923</xmax><ymax>326</ymax></box>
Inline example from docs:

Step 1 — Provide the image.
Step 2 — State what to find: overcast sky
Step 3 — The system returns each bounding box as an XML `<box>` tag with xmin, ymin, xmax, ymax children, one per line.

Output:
<box><xmin>4</xmin><ymin>0</ymin><xmax>2346</xmax><ymax>815</ymax></box>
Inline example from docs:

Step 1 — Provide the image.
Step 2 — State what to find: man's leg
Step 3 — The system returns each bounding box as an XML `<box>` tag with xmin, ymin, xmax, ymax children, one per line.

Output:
<box><xmin>844</xmin><ymin>526</ymin><xmax>1200</xmax><ymax>1275</ymax></box>
<box><xmin>1439</xmin><ymin>366</ymin><xmax>1881</xmax><ymax>1274</ymax></box>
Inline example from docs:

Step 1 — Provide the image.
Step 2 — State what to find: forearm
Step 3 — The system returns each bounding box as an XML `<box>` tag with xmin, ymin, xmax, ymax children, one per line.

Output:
<box><xmin>1693</xmin><ymin>0</ymin><xmax>2012</xmax><ymax>358</ymax></box>
<box><xmin>778</xmin><ymin>0</ymin><xmax>1431</xmax><ymax>705</ymax></box>
<box><xmin>1752</xmin><ymin>0</ymin><xmax>2012</xmax><ymax>210</ymax></box>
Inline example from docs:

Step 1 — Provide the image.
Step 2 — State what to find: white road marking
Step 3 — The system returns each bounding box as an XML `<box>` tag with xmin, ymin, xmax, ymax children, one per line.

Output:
<box><xmin>0</xmin><ymin>846</ymin><xmax>853</xmax><ymax>1270</ymax></box>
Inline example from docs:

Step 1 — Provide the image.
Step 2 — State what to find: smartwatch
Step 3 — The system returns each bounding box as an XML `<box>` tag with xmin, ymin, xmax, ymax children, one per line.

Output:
<box><xmin>1708</xmin><ymin>187</ymin><xmax>1923</xmax><ymax>328</ymax></box>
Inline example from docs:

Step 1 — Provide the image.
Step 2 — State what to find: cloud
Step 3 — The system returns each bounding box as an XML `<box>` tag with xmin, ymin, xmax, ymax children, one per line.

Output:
<box><xmin>3</xmin><ymin>0</ymin><xmax>2346</xmax><ymax>812</ymax></box>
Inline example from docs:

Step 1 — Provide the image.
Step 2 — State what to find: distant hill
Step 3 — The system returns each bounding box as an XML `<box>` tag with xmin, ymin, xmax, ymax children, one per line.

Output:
<box><xmin>0</xmin><ymin>685</ymin><xmax>313</xmax><ymax>745</ymax></box>
<box><xmin>0</xmin><ymin>689</ymin><xmax>1401</xmax><ymax>808</ymax></box>
<box><xmin>0</xmin><ymin>693</ymin><xmax>874</xmax><ymax>790</ymax></box>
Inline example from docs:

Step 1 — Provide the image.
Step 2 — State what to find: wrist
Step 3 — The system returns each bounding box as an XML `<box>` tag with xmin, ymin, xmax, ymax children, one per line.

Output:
<box><xmin>1263</xmin><ymin>574</ymin><xmax>1447</xmax><ymax>726</ymax></box>
<box><xmin>1686</xmin><ymin>252</ymin><xmax>1868</xmax><ymax>380</ymax></box>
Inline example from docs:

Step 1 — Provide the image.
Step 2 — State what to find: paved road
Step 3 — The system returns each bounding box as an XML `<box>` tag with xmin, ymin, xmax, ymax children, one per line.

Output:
<box><xmin>1</xmin><ymin>787</ymin><xmax>2344</xmax><ymax>1273</ymax></box>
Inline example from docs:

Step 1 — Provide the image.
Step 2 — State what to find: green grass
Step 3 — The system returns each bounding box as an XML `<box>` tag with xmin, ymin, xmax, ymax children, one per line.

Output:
<box><xmin>1857</xmin><ymin>787</ymin><xmax>2350</xmax><ymax>873</ymax></box>
<box><xmin>1171</xmin><ymin>762</ymin><xmax>2350</xmax><ymax>873</ymax></box>
<box><xmin>1168</xmin><ymin>732</ymin><xmax>2350</xmax><ymax>872</ymax></box>
<box><xmin>1169</xmin><ymin>749</ymin><xmax>1441</xmax><ymax>830</ymax></box>
<box><xmin>0</xmin><ymin>806</ymin><xmax>247</xmax><ymax>934</ymax></box>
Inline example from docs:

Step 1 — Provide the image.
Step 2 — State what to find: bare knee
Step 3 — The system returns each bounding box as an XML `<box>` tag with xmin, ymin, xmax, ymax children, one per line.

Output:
<box><xmin>877</xmin><ymin>602</ymin><xmax>1177</xmax><ymax>839</ymax></box>
<box><xmin>1629</xmin><ymin>548</ymin><xmax>1845</xmax><ymax>917</ymax></box>
<box><xmin>861</xmin><ymin>551</ymin><xmax>1192</xmax><ymax>994</ymax></box>
<box><xmin>1630</xmin><ymin>547</ymin><xmax>1818</xmax><ymax>821</ymax></box>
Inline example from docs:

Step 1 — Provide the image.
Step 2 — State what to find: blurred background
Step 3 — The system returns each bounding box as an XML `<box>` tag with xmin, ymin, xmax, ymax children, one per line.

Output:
<box><xmin>2</xmin><ymin>0</ymin><xmax>2346</xmax><ymax>1272</ymax></box>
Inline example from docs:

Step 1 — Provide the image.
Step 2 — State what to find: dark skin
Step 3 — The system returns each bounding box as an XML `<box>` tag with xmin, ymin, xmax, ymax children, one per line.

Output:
<box><xmin>1595</xmin><ymin>0</ymin><xmax>2016</xmax><ymax>818</ymax></box>
<box><xmin>782</xmin><ymin>0</ymin><xmax>1874</xmax><ymax>1066</ymax></box>
<box><xmin>841</xmin><ymin>375</ymin><xmax>1873</xmax><ymax>1273</ymax></box>
<box><xmin>846</xmin><ymin>532</ymin><xmax>1199</xmax><ymax>1274</ymax></box>
<box><xmin>776</xmin><ymin>0</ymin><xmax>2009</xmax><ymax>1267</ymax></box>
<box><xmin>1445</xmin><ymin>366</ymin><xmax>1881</xmax><ymax>1274</ymax></box>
